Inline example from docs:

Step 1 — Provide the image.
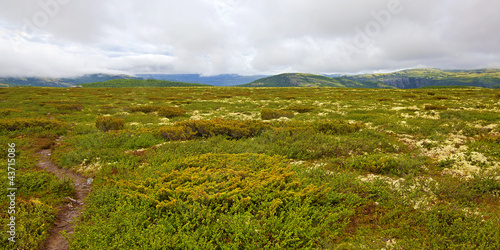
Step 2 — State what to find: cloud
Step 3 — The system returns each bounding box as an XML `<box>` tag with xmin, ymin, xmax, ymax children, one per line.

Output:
<box><xmin>0</xmin><ymin>0</ymin><xmax>499</xmax><ymax>77</ymax></box>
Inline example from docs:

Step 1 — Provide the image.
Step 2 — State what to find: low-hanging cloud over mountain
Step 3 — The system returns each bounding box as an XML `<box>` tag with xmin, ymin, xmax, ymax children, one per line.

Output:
<box><xmin>0</xmin><ymin>0</ymin><xmax>499</xmax><ymax>77</ymax></box>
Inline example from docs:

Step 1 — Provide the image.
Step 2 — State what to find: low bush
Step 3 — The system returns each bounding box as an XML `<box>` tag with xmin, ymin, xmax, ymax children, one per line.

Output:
<box><xmin>75</xmin><ymin>153</ymin><xmax>359</xmax><ymax>249</ymax></box>
<box><xmin>0</xmin><ymin>108</ymin><xmax>20</xmax><ymax>116</ymax></box>
<box><xmin>129</xmin><ymin>105</ymin><xmax>160</xmax><ymax>113</ymax></box>
<box><xmin>434</xmin><ymin>96</ymin><xmax>449</xmax><ymax>100</ymax></box>
<box><xmin>346</xmin><ymin>154</ymin><xmax>427</xmax><ymax>176</ymax></box>
<box><xmin>176</xmin><ymin>119</ymin><xmax>269</xmax><ymax>139</ymax></box>
<box><xmin>311</xmin><ymin>120</ymin><xmax>363</xmax><ymax>135</ymax></box>
<box><xmin>261</xmin><ymin>109</ymin><xmax>294</xmax><ymax>120</ymax></box>
<box><xmin>286</xmin><ymin>105</ymin><xmax>315</xmax><ymax>113</ymax></box>
<box><xmin>402</xmin><ymin>94</ymin><xmax>417</xmax><ymax>98</ymax></box>
<box><xmin>53</xmin><ymin>104</ymin><xmax>83</xmax><ymax>111</ymax></box>
<box><xmin>0</xmin><ymin>118</ymin><xmax>63</xmax><ymax>131</ymax></box>
<box><xmin>376</xmin><ymin>98</ymin><xmax>393</xmax><ymax>102</ymax></box>
<box><xmin>154</xmin><ymin>126</ymin><xmax>195</xmax><ymax>141</ymax></box>
<box><xmin>157</xmin><ymin>107</ymin><xmax>186</xmax><ymax>118</ymax></box>
<box><xmin>99</xmin><ymin>105</ymin><xmax>115</xmax><ymax>110</ymax></box>
<box><xmin>128</xmin><ymin>105</ymin><xmax>186</xmax><ymax>118</ymax></box>
<box><xmin>95</xmin><ymin>116</ymin><xmax>125</xmax><ymax>132</ymax></box>
<box><xmin>425</xmin><ymin>105</ymin><xmax>448</xmax><ymax>110</ymax></box>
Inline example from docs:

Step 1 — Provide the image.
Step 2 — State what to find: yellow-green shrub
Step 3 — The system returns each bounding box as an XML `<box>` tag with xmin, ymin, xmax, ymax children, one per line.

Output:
<box><xmin>102</xmin><ymin>153</ymin><xmax>352</xmax><ymax>248</ymax></box>
<box><xmin>402</xmin><ymin>94</ymin><xmax>417</xmax><ymax>98</ymax></box>
<box><xmin>129</xmin><ymin>105</ymin><xmax>160</xmax><ymax>113</ymax></box>
<box><xmin>425</xmin><ymin>105</ymin><xmax>447</xmax><ymax>110</ymax></box>
<box><xmin>154</xmin><ymin>126</ymin><xmax>195</xmax><ymax>141</ymax></box>
<box><xmin>376</xmin><ymin>98</ymin><xmax>392</xmax><ymax>102</ymax></box>
<box><xmin>286</xmin><ymin>105</ymin><xmax>315</xmax><ymax>113</ymax></box>
<box><xmin>177</xmin><ymin>119</ymin><xmax>268</xmax><ymax>139</ymax></box>
<box><xmin>0</xmin><ymin>118</ymin><xmax>62</xmax><ymax>131</ymax></box>
<box><xmin>312</xmin><ymin>120</ymin><xmax>363</xmax><ymax>135</ymax></box>
<box><xmin>53</xmin><ymin>104</ymin><xmax>83</xmax><ymax>111</ymax></box>
<box><xmin>0</xmin><ymin>108</ymin><xmax>21</xmax><ymax>116</ymax></box>
<box><xmin>95</xmin><ymin>116</ymin><xmax>125</xmax><ymax>132</ymax></box>
<box><xmin>99</xmin><ymin>105</ymin><xmax>114</xmax><ymax>110</ymax></box>
<box><xmin>157</xmin><ymin>107</ymin><xmax>186</xmax><ymax>118</ymax></box>
<box><xmin>434</xmin><ymin>96</ymin><xmax>449</xmax><ymax>100</ymax></box>
<box><xmin>261</xmin><ymin>109</ymin><xmax>294</xmax><ymax>120</ymax></box>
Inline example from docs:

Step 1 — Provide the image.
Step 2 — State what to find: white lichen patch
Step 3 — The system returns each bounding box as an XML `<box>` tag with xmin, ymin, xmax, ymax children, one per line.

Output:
<box><xmin>381</xmin><ymin>238</ymin><xmax>398</xmax><ymax>250</ymax></box>
<box><xmin>76</xmin><ymin>158</ymin><xmax>104</xmax><ymax>174</ymax></box>
<box><xmin>190</xmin><ymin>115</ymin><xmax>204</xmax><ymax>120</ymax></box>
<box><xmin>158</xmin><ymin>118</ymin><xmax>172</xmax><ymax>126</ymax></box>
<box><xmin>401</xmin><ymin>111</ymin><xmax>440</xmax><ymax>120</ymax></box>
<box><xmin>276</xmin><ymin>117</ymin><xmax>292</xmax><ymax>121</ymax></box>
<box><xmin>222</xmin><ymin>112</ymin><xmax>259</xmax><ymax>120</ymax></box>
<box><xmin>417</xmin><ymin>133</ymin><xmax>500</xmax><ymax>179</ymax></box>
<box><xmin>290</xmin><ymin>160</ymin><xmax>305</xmax><ymax>166</ymax></box>
<box><xmin>420</xmin><ymin>134</ymin><xmax>468</xmax><ymax>160</ymax></box>
<box><xmin>358</xmin><ymin>174</ymin><xmax>439</xmax><ymax>211</ymax></box>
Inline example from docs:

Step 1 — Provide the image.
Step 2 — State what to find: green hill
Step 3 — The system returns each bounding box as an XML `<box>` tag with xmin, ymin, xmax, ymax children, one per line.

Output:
<box><xmin>80</xmin><ymin>79</ymin><xmax>210</xmax><ymax>88</ymax></box>
<box><xmin>345</xmin><ymin>68</ymin><xmax>500</xmax><ymax>88</ymax></box>
<box><xmin>0</xmin><ymin>74</ymin><xmax>139</xmax><ymax>87</ymax></box>
<box><xmin>240</xmin><ymin>73</ymin><xmax>394</xmax><ymax>88</ymax></box>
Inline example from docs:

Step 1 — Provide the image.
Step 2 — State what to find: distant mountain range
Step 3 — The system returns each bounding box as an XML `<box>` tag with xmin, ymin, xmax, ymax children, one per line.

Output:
<box><xmin>240</xmin><ymin>73</ymin><xmax>394</xmax><ymax>88</ymax></box>
<box><xmin>342</xmin><ymin>68</ymin><xmax>500</xmax><ymax>89</ymax></box>
<box><xmin>135</xmin><ymin>74</ymin><xmax>268</xmax><ymax>86</ymax></box>
<box><xmin>1</xmin><ymin>69</ymin><xmax>500</xmax><ymax>88</ymax></box>
<box><xmin>80</xmin><ymin>79</ymin><xmax>209</xmax><ymax>88</ymax></box>
<box><xmin>0</xmin><ymin>74</ymin><xmax>139</xmax><ymax>87</ymax></box>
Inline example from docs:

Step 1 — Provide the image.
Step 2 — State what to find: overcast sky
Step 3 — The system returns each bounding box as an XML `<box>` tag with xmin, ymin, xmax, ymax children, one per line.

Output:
<box><xmin>0</xmin><ymin>0</ymin><xmax>499</xmax><ymax>77</ymax></box>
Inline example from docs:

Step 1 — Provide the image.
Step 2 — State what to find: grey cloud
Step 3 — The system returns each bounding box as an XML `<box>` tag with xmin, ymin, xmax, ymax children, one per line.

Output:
<box><xmin>0</xmin><ymin>0</ymin><xmax>499</xmax><ymax>77</ymax></box>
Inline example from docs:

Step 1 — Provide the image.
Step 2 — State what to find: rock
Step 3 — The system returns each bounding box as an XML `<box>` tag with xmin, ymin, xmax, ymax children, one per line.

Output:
<box><xmin>64</xmin><ymin>197</ymin><xmax>77</xmax><ymax>203</ymax></box>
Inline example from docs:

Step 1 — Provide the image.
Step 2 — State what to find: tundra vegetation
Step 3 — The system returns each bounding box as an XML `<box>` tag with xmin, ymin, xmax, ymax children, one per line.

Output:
<box><xmin>0</xmin><ymin>86</ymin><xmax>499</xmax><ymax>249</ymax></box>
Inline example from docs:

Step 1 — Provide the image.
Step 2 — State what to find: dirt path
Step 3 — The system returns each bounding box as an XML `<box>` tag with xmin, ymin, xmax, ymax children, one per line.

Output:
<box><xmin>37</xmin><ymin>148</ymin><xmax>92</xmax><ymax>250</ymax></box>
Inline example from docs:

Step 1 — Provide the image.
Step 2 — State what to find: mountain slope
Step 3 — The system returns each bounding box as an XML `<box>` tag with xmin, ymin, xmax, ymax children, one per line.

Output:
<box><xmin>240</xmin><ymin>73</ymin><xmax>394</xmax><ymax>88</ymax></box>
<box><xmin>344</xmin><ymin>68</ymin><xmax>500</xmax><ymax>88</ymax></box>
<box><xmin>136</xmin><ymin>74</ymin><xmax>267</xmax><ymax>86</ymax></box>
<box><xmin>0</xmin><ymin>74</ymin><xmax>139</xmax><ymax>87</ymax></box>
<box><xmin>80</xmin><ymin>79</ymin><xmax>209</xmax><ymax>88</ymax></box>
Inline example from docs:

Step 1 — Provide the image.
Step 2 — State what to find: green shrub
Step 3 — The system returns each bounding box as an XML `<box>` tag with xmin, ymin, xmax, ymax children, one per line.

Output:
<box><xmin>129</xmin><ymin>105</ymin><xmax>160</xmax><ymax>113</ymax></box>
<box><xmin>99</xmin><ymin>105</ymin><xmax>115</xmax><ymax>110</ymax></box>
<box><xmin>0</xmin><ymin>118</ymin><xmax>62</xmax><ymax>131</ymax></box>
<box><xmin>154</xmin><ymin>126</ymin><xmax>195</xmax><ymax>141</ymax></box>
<box><xmin>346</xmin><ymin>154</ymin><xmax>427</xmax><ymax>176</ymax></box>
<box><xmin>434</xmin><ymin>96</ymin><xmax>449</xmax><ymax>100</ymax></box>
<box><xmin>157</xmin><ymin>107</ymin><xmax>186</xmax><ymax>118</ymax></box>
<box><xmin>376</xmin><ymin>98</ymin><xmax>392</xmax><ymax>102</ymax></box>
<box><xmin>427</xmin><ymin>92</ymin><xmax>436</xmax><ymax>96</ymax></box>
<box><xmin>402</xmin><ymin>94</ymin><xmax>417</xmax><ymax>98</ymax></box>
<box><xmin>261</xmin><ymin>109</ymin><xmax>294</xmax><ymax>120</ymax></box>
<box><xmin>176</xmin><ymin>119</ymin><xmax>268</xmax><ymax>139</ymax></box>
<box><xmin>312</xmin><ymin>120</ymin><xmax>363</xmax><ymax>135</ymax></box>
<box><xmin>53</xmin><ymin>104</ymin><xmax>83</xmax><ymax>111</ymax></box>
<box><xmin>95</xmin><ymin>116</ymin><xmax>125</xmax><ymax>132</ymax></box>
<box><xmin>0</xmin><ymin>108</ymin><xmax>21</xmax><ymax>116</ymax></box>
<box><xmin>425</xmin><ymin>105</ymin><xmax>447</xmax><ymax>110</ymax></box>
<box><xmin>78</xmin><ymin>153</ymin><xmax>357</xmax><ymax>249</ymax></box>
<box><xmin>286</xmin><ymin>105</ymin><xmax>315</xmax><ymax>113</ymax></box>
